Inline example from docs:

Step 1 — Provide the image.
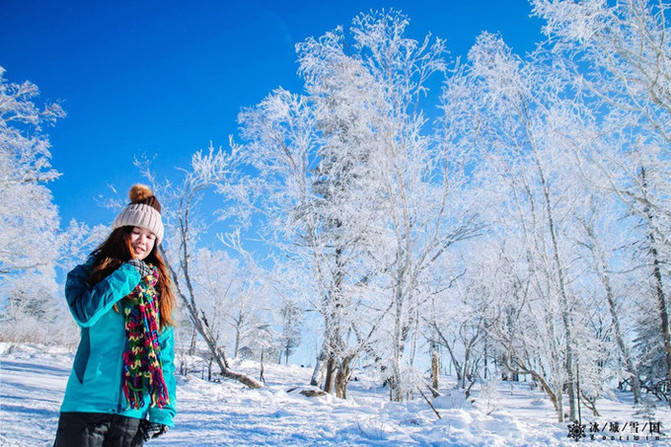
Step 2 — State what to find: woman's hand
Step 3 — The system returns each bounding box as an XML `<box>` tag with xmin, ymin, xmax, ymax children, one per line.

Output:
<box><xmin>140</xmin><ymin>420</ymin><xmax>169</xmax><ymax>441</ymax></box>
<box><xmin>128</xmin><ymin>259</ymin><xmax>153</xmax><ymax>278</ymax></box>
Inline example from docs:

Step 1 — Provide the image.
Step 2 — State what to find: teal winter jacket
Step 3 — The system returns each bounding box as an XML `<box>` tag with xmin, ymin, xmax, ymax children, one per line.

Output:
<box><xmin>60</xmin><ymin>257</ymin><xmax>177</xmax><ymax>427</ymax></box>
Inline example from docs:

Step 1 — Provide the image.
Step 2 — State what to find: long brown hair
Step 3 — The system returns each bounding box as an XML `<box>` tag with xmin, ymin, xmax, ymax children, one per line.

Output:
<box><xmin>90</xmin><ymin>226</ymin><xmax>175</xmax><ymax>329</ymax></box>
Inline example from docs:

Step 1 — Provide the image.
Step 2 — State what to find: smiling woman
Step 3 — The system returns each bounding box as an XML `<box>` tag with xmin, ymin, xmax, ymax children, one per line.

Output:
<box><xmin>130</xmin><ymin>227</ymin><xmax>156</xmax><ymax>261</ymax></box>
<box><xmin>53</xmin><ymin>184</ymin><xmax>177</xmax><ymax>447</ymax></box>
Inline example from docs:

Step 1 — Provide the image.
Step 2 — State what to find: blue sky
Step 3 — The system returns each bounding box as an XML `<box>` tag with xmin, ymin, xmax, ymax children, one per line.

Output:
<box><xmin>1</xmin><ymin>0</ymin><xmax>543</xmax><ymax>232</ymax></box>
<box><xmin>2</xmin><ymin>0</ymin><xmax>545</xmax><ymax>365</ymax></box>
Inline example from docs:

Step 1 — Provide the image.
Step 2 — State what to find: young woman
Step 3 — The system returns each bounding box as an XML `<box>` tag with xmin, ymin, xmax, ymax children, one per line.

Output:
<box><xmin>54</xmin><ymin>184</ymin><xmax>177</xmax><ymax>447</ymax></box>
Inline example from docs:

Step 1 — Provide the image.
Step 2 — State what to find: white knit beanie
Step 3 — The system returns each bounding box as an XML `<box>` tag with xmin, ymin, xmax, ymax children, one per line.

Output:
<box><xmin>112</xmin><ymin>184</ymin><xmax>164</xmax><ymax>244</ymax></box>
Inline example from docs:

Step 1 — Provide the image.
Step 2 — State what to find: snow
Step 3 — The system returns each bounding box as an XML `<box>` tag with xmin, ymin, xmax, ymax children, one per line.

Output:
<box><xmin>1</xmin><ymin>343</ymin><xmax>668</xmax><ymax>446</ymax></box>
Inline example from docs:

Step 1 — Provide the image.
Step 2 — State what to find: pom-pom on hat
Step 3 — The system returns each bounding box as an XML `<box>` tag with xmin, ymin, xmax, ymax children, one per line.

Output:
<box><xmin>112</xmin><ymin>184</ymin><xmax>164</xmax><ymax>244</ymax></box>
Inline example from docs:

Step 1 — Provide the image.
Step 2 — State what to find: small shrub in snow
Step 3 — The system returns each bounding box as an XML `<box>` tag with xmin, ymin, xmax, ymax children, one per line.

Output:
<box><xmin>433</xmin><ymin>388</ymin><xmax>473</xmax><ymax>410</ymax></box>
<box><xmin>477</xmin><ymin>380</ymin><xmax>502</xmax><ymax>415</ymax></box>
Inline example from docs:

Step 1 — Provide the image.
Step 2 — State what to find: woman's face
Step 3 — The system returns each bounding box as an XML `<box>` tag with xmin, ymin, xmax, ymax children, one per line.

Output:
<box><xmin>130</xmin><ymin>226</ymin><xmax>156</xmax><ymax>261</ymax></box>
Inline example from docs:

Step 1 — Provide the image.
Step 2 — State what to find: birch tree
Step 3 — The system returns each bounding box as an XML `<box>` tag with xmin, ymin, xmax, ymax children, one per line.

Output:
<box><xmin>453</xmin><ymin>31</ymin><xmax>609</xmax><ymax>421</ymax></box>
<box><xmin>344</xmin><ymin>11</ymin><xmax>485</xmax><ymax>402</ymax></box>
<box><xmin>154</xmin><ymin>146</ymin><xmax>262</xmax><ymax>389</ymax></box>
<box><xmin>237</xmin><ymin>19</ymin><xmax>393</xmax><ymax>397</ymax></box>
<box><xmin>533</xmin><ymin>0</ymin><xmax>671</xmax><ymax>397</ymax></box>
<box><xmin>574</xmin><ymin>193</ymin><xmax>643</xmax><ymax>403</ymax></box>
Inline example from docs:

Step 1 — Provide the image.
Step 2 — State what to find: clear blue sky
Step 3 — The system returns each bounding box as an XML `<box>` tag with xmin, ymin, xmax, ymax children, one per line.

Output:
<box><xmin>0</xmin><ymin>0</ymin><xmax>543</xmax><ymax>231</ymax></box>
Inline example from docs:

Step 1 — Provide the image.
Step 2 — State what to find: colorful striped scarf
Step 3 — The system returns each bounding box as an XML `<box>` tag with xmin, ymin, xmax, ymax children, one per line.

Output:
<box><xmin>122</xmin><ymin>266</ymin><xmax>170</xmax><ymax>409</ymax></box>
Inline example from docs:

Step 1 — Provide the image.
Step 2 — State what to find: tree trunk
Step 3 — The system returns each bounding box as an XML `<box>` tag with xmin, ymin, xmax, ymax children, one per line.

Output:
<box><xmin>433</xmin><ymin>324</ymin><xmax>463</xmax><ymax>385</ymax></box>
<box><xmin>233</xmin><ymin>312</ymin><xmax>242</xmax><ymax>359</ymax></box>
<box><xmin>600</xmin><ymin>254</ymin><xmax>642</xmax><ymax>403</ymax></box>
<box><xmin>581</xmin><ymin>216</ymin><xmax>642</xmax><ymax>404</ymax></box>
<box><xmin>431</xmin><ymin>347</ymin><xmax>440</xmax><ymax>390</ymax></box>
<box><xmin>641</xmin><ymin>167</ymin><xmax>671</xmax><ymax>404</ymax></box>
<box><xmin>334</xmin><ymin>355</ymin><xmax>353</xmax><ymax>399</ymax></box>
<box><xmin>323</xmin><ymin>356</ymin><xmax>336</xmax><ymax>394</ymax></box>
<box><xmin>410</xmin><ymin>309</ymin><xmax>419</xmax><ymax>367</ymax></box>
<box><xmin>555</xmin><ymin>384</ymin><xmax>565</xmax><ymax>422</ymax></box>
<box><xmin>189</xmin><ymin>326</ymin><xmax>197</xmax><ymax>355</ymax></box>
<box><xmin>259</xmin><ymin>348</ymin><xmax>265</xmax><ymax>384</ymax></box>
<box><xmin>651</xmin><ymin>242</ymin><xmax>671</xmax><ymax>404</ymax></box>
<box><xmin>391</xmin><ymin>285</ymin><xmax>405</xmax><ymax>401</ymax></box>
<box><xmin>208</xmin><ymin>357</ymin><xmax>213</xmax><ymax>381</ymax></box>
<box><xmin>535</xmin><ymin>151</ymin><xmax>577</xmax><ymax>421</ymax></box>
<box><xmin>580</xmin><ymin>389</ymin><xmax>600</xmax><ymax>417</ymax></box>
<box><xmin>483</xmin><ymin>335</ymin><xmax>488</xmax><ymax>380</ymax></box>
<box><xmin>310</xmin><ymin>348</ymin><xmax>325</xmax><ymax>386</ymax></box>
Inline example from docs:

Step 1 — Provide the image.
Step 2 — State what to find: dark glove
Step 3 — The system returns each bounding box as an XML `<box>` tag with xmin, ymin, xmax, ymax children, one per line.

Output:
<box><xmin>128</xmin><ymin>259</ymin><xmax>153</xmax><ymax>278</ymax></box>
<box><xmin>140</xmin><ymin>420</ymin><xmax>169</xmax><ymax>441</ymax></box>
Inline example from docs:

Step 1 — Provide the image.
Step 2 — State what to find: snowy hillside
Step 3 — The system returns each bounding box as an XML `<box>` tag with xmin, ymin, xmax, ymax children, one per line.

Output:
<box><xmin>1</xmin><ymin>343</ymin><xmax>668</xmax><ymax>446</ymax></box>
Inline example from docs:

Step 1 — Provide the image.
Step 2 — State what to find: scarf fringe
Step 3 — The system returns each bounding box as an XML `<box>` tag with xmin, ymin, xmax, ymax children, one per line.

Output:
<box><xmin>122</xmin><ymin>267</ymin><xmax>170</xmax><ymax>410</ymax></box>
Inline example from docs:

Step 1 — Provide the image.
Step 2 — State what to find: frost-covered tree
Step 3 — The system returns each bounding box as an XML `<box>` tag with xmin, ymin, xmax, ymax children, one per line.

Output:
<box><xmin>0</xmin><ymin>66</ymin><xmax>64</xmax><ymax>277</ymax></box>
<box><xmin>153</xmin><ymin>146</ymin><xmax>263</xmax><ymax>389</ymax></box>
<box><xmin>236</xmin><ymin>52</ymin><xmax>383</xmax><ymax>397</ymax></box>
<box><xmin>241</xmin><ymin>322</ymin><xmax>279</xmax><ymax>384</ymax></box>
<box><xmin>634</xmin><ymin>289</ymin><xmax>670</xmax><ymax>401</ymax></box>
<box><xmin>573</xmin><ymin>192</ymin><xmax>643</xmax><ymax>404</ymax></box>
<box><xmin>296</xmin><ymin>26</ymin><xmax>388</xmax><ymax>395</ymax></box>
<box><xmin>57</xmin><ymin>219</ymin><xmax>109</xmax><ymax>272</ymax></box>
<box><xmin>447</xmin><ymin>30</ymin><xmax>614</xmax><ymax>421</ymax></box>
<box><xmin>279</xmin><ymin>298</ymin><xmax>303</xmax><ymax>365</ymax></box>
<box><xmin>429</xmin><ymin>264</ymin><xmax>488</xmax><ymax>395</ymax></box>
<box><xmin>533</xmin><ymin>0</ymin><xmax>671</xmax><ymax>398</ymax></box>
<box><xmin>238</xmin><ymin>10</ymin><xmax>481</xmax><ymax>401</ymax></box>
<box><xmin>346</xmin><ymin>11</ymin><xmax>482</xmax><ymax>402</ymax></box>
<box><xmin>191</xmin><ymin>247</ymin><xmax>270</xmax><ymax>359</ymax></box>
<box><xmin>0</xmin><ymin>267</ymin><xmax>73</xmax><ymax>344</ymax></box>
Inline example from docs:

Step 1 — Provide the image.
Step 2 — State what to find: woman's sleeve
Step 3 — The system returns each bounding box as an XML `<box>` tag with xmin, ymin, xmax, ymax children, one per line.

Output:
<box><xmin>64</xmin><ymin>260</ymin><xmax>141</xmax><ymax>327</ymax></box>
<box><xmin>148</xmin><ymin>326</ymin><xmax>177</xmax><ymax>427</ymax></box>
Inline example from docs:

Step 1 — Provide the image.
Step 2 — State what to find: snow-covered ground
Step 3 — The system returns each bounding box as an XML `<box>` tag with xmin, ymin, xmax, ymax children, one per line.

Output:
<box><xmin>1</xmin><ymin>343</ymin><xmax>668</xmax><ymax>446</ymax></box>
